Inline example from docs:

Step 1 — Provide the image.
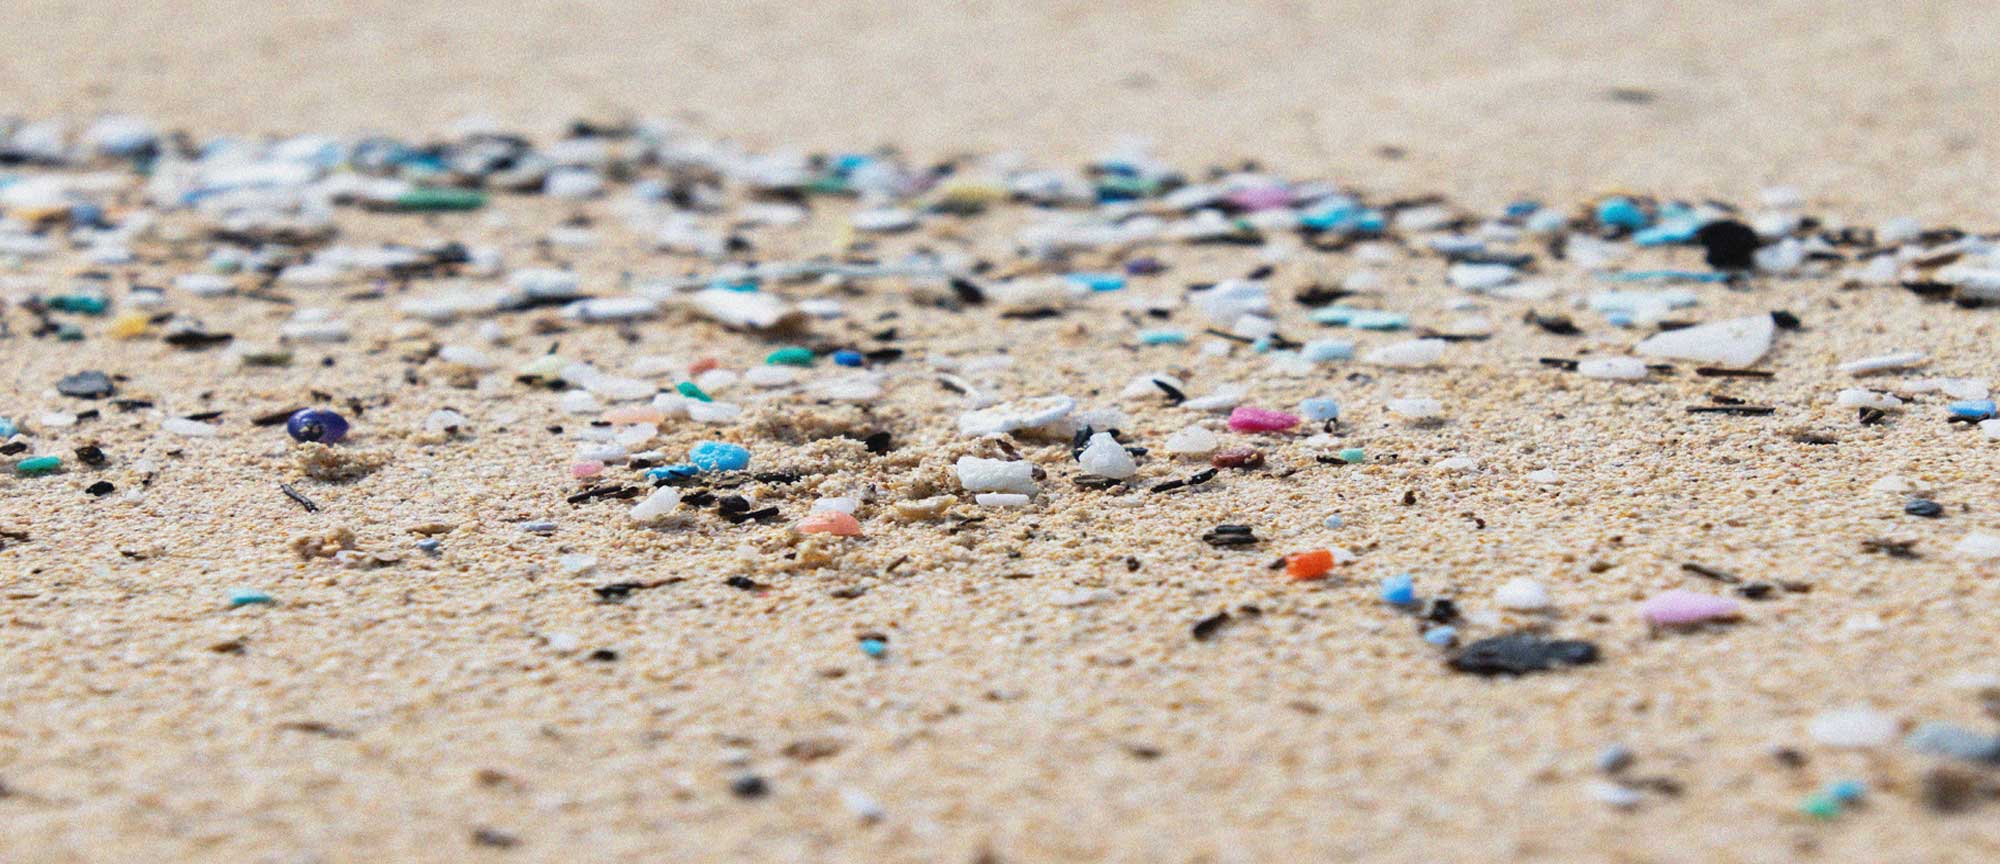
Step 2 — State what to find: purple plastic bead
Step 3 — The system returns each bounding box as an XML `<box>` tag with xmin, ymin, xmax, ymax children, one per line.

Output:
<box><xmin>286</xmin><ymin>407</ymin><xmax>350</xmax><ymax>444</ymax></box>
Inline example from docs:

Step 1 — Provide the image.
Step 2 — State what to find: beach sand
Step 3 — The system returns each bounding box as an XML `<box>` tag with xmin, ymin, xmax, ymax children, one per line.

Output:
<box><xmin>2</xmin><ymin>2</ymin><xmax>1999</xmax><ymax>861</ymax></box>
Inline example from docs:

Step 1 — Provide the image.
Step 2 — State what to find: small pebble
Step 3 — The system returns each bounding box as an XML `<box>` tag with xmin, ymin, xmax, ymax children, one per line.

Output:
<box><xmin>1904</xmin><ymin>497</ymin><xmax>1944</xmax><ymax>518</ymax></box>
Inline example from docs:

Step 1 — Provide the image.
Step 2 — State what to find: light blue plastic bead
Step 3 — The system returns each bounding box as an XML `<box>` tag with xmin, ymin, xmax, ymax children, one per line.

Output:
<box><xmin>1301</xmin><ymin>339</ymin><xmax>1355</xmax><ymax>362</ymax></box>
<box><xmin>1597</xmin><ymin>197</ymin><xmax>1648</xmax><ymax>230</ymax></box>
<box><xmin>1381</xmin><ymin>573</ymin><xmax>1416</xmax><ymax>606</ymax></box>
<box><xmin>1298</xmin><ymin>398</ymin><xmax>1341</xmax><ymax>422</ymax></box>
<box><xmin>688</xmin><ymin>442</ymin><xmax>750</xmax><ymax>472</ymax></box>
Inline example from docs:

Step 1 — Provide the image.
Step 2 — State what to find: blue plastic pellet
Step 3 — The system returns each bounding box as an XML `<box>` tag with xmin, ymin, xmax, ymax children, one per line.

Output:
<box><xmin>832</xmin><ymin>350</ymin><xmax>865</xmax><ymax>367</ymax></box>
<box><xmin>1381</xmin><ymin>573</ymin><xmax>1416</xmax><ymax>606</ymax></box>
<box><xmin>0</xmin><ymin>417</ymin><xmax>15</xmax><ymax>438</ymax></box>
<box><xmin>688</xmin><ymin>441</ymin><xmax>751</xmax><ymax>472</ymax></box>
<box><xmin>1422</xmin><ymin>626</ymin><xmax>1458</xmax><ymax>646</ymax></box>
<box><xmin>1948</xmin><ymin>400</ymin><xmax>1997</xmax><ymax>420</ymax></box>
<box><xmin>286</xmin><ymin>407</ymin><xmax>350</xmax><ymax>444</ymax></box>
<box><xmin>646</xmin><ymin>464</ymin><xmax>701</xmax><ymax>482</ymax></box>
<box><xmin>1596</xmin><ymin>197</ymin><xmax>1649</xmax><ymax>230</ymax></box>
<box><xmin>1138</xmin><ymin>329</ymin><xmax>1188</xmax><ymax>346</ymax></box>
<box><xmin>1827</xmin><ymin>780</ymin><xmax>1866</xmax><ymax>803</ymax></box>
<box><xmin>859</xmin><ymin>638</ymin><xmax>888</xmax><ymax>659</ymax></box>
<box><xmin>228</xmin><ymin>588</ymin><xmax>274</xmax><ymax>608</ymax></box>
<box><xmin>1066</xmin><ymin>272</ymin><xmax>1126</xmax><ymax>292</ymax></box>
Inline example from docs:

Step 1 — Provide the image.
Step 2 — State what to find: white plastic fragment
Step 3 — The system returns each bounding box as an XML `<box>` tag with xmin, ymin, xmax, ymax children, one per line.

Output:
<box><xmin>1494</xmin><ymin>578</ymin><xmax>1552</xmax><ymax>611</ymax></box>
<box><xmin>974</xmin><ymin>493</ymin><xmax>1032</xmax><ymax>507</ymax></box>
<box><xmin>1180</xmin><ymin>386</ymin><xmax>1247</xmax><ymax>412</ymax></box>
<box><xmin>690</xmin><ymin>289</ymin><xmax>798</xmax><ymax>330</ymax></box>
<box><xmin>1835</xmin><ymin>389</ymin><xmax>1901</xmax><ymax>410</ymax></box>
<box><xmin>958</xmin><ymin>395</ymin><xmax>1075</xmax><ymax>437</ymax></box>
<box><xmin>1578</xmin><ymin>357</ymin><xmax>1649</xmax><ymax>380</ymax></box>
<box><xmin>1837</xmin><ymin>351</ymin><xmax>1927</xmax><ymax>375</ymax></box>
<box><xmin>1077</xmin><ymin>432</ymin><xmax>1138</xmax><ymax>479</ymax></box>
<box><xmin>1363</xmin><ymin>338</ymin><xmax>1447</xmax><ymax>367</ymax></box>
<box><xmin>1435</xmin><ymin>456</ymin><xmax>1478</xmax><ymax>473</ymax></box>
<box><xmin>1807</xmin><ymin>706</ymin><xmax>1899</xmax><ymax>748</ymax></box>
<box><xmin>956</xmin><ymin>457</ymin><xmax>1038</xmax><ymax>494</ymax></box>
<box><xmin>1164</xmin><ymin>426</ymin><xmax>1219</xmax><ymax>455</ymax></box>
<box><xmin>1387</xmin><ymin>397</ymin><xmax>1443</xmax><ymax>419</ymax></box>
<box><xmin>161</xmin><ymin>417</ymin><xmax>219</xmax><ymax>437</ymax></box>
<box><xmin>1447</xmin><ymin>262</ymin><xmax>1518</xmax><ymax>292</ymax></box>
<box><xmin>1954</xmin><ymin>533</ymin><xmax>2000</xmax><ymax>559</ymax></box>
<box><xmin>630</xmin><ymin>487</ymin><xmax>682</xmax><ymax>522</ymax></box>
<box><xmin>1635</xmin><ymin>315</ymin><xmax>1773</xmax><ymax>367</ymax></box>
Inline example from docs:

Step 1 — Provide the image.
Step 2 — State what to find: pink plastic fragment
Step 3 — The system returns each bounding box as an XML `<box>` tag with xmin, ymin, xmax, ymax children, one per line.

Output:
<box><xmin>571</xmin><ymin>460</ymin><xmax>605</xmax><ymax>479</ymax></box>
<box><xmin>1226</xmin><ymin>186</ymin><xmax>1293</xmax><ymax>212</ymax></box>
<box><xmin>1227</xmin><ymin>406</ymin><xmax>1301</xmax><ymax>433</ymax></box>
<box><xmin>1641</xmin><ymin>590</ymin><xmax>1741</xmax><ymax>627</ymax></box>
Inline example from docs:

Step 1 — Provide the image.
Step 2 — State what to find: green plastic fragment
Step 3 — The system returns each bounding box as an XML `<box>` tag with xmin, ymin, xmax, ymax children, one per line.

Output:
<box><xmin>56</xmin><ymin>324</ymin><xmax>84</xmax><ymax>341</ymax></box>
<box><xmin>676</xmin><ymin>381</ymin><xmax>712</xmax><ymax>403</ymax></box>
<box><xmin>765</xmin><ymin>346</ymin><xmax>814</xmax><ymax>366</ymax></box>
<box><xmin>15</xmin><ymin>455</ymin><xmax>60</xmax><ymax>475</ymax></box>
<box><xmin>1337</xmin><ymin>448</ymin><xmax>1366</xmax><ymax>464</ymax></box>
<box><xmin>48</xmin><ymin>295</ymin><xmax>108</xmax><ymax>314</ymax></box>
<box><xmin>1799</xmin><ymin>793</ymin><xmax>1840</xmax><ymax>820</ymax></box>
<box><xmin>393</xmin><ymin>187</ymin><xmax>486</xmax><ymax>211</ymax></box>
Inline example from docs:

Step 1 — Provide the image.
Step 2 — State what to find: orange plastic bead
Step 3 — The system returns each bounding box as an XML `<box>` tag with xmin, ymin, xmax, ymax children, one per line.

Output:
<box><xmin>1284</xmin><ymin>549</ymin><xmax>1334</xmax><ymax>580</ymax></box>
<box><xmin>796</xmin><ymin>511</ymin><xmax>862</xmax><ymax>536</ymax></box>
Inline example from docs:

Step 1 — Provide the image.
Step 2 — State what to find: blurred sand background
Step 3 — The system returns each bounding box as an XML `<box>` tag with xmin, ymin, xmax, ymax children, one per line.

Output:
<box><xmin>2</xmin><ymin>2</ymin><xmax>1999</xmax><ymax>862</ymax></box>
<box><xmin>4</xmin><ymin>1</ymin><xmax>1997</xmax><ymax>218</ymax></box>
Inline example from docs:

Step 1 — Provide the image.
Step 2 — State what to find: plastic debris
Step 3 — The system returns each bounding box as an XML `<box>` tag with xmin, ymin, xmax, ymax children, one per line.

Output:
<box><xmin>1636</xmin><ymin>315</ymin><xmax>1773</xmax><ymax>367</ymax></box>
<box><xmin>1641</xmin><ymin>590</ymin><xmax>1741</xmax><ymax>627</ymax></box>
<box><xmin>286</xmin><ymin>408</ymin><xmax>350</xmax><ymax>444</ymax></box>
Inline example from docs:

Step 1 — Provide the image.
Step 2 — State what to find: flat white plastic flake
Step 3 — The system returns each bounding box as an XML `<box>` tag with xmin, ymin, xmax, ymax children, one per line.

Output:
<box><xmin>1635</xmin><ymin>315</ymin><xmax>1772</xmax><ymax>367</ymax></box>
<box><xmin>957</xmin><ymin>395</ymin><xmax>1075</xmax><ymax>437</ymax></box>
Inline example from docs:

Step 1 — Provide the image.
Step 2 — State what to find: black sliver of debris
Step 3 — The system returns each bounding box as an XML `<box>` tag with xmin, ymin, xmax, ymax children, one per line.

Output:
<box><xmin>1448</xmin><ymin>634</ymin><xmax>1600</xmax><ymax>676</ymax></box>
